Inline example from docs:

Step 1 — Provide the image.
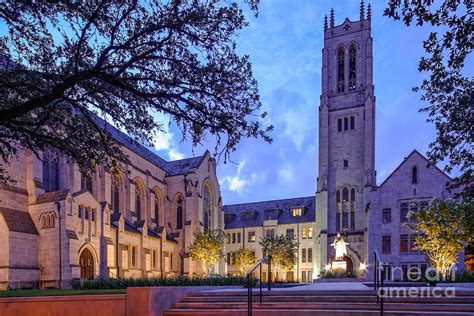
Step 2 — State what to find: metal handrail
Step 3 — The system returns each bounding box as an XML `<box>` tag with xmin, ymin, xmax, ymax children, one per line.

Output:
<box><xmin>373</xmin><ymin>250</ymin><xmax>385</xmax><ymax>316</ymax></box>
<box><xmin>246</xmin><ymin>254</ymin><xmax>272</xmax><ymax>316</ymax></box>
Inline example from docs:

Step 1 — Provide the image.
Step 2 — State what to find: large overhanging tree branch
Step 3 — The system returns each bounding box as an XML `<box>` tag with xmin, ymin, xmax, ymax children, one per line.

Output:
<box><xmin>384</xmin><ymin>0</ymin><xmax>473</xmax><ymax>190</ymax></box>
<box><xmin>0</xmin><ymin>0</ymin><xmax>272</xmax><ymax>182</ymax></box>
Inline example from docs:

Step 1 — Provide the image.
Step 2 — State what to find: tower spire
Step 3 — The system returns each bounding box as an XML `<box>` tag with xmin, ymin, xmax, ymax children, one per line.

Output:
<box><xmin>324</xmin><ymin>15</ymin><xmax>328</xmax><ymax>31</ymax></box>
<box><xmin>367</xmin><ymin>3</ymin><xmax>372</xmax><ymax>20</ymax></box>
<box><xmin>360</xmin><ymin>0</ymin><xmax>365</xmax><ymax>20</ymax></box>
<box><xmin>330</xmin><ymin>8</ymin><xmax>335</xmax><ymax>28</ymax></box>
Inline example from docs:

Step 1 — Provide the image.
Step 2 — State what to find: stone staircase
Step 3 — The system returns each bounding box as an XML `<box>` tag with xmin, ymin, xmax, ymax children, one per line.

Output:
<box><xmin>164</xmin><ymin>288</ymin><xmax>474</xmax><ymax>315</ymax></box>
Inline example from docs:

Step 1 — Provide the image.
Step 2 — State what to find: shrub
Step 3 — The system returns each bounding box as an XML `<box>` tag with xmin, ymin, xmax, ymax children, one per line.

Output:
<box><xmin>321</xmin><ymin>270</ymin><xmax>357</xmax><ymax>279</ymax></box>
<box><xmin>72</xmin><ymin>275</ymin><xmax>247</xmax><ymax>290</ymax></box>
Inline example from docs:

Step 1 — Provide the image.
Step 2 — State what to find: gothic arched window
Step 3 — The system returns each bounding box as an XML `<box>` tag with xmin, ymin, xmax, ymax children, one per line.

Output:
<box><xmin>337</xmin><ymin>47</ymin><xmax>345</xmax><ymax>93</ymax></box>
<box><xmin>337</xmin><ymin>186</ymin><xmax>356</xmax><ymax>232</ymax></box>
<box><xmin>81</xmin><ymin>173</ymin><xmax>93</xmax><ymax>194</ymax></box>
<box><xmin>135</xmin><ymin>183</ymin><xmax>142</xmax><ymax>221</ymax></box>
<box><xmin>111</xmin><ymin>173</ymin><xmax>121</xmax><ymax>213</ymax></box>
<box><xmin>412</xmin><ymin>166</ymin><xmax>418</xmax><ymax>184</ymax></box>
<box><xmin>350</xmin><ymin>188</ymin><xmax>356</xmax><ymax>201</ymax></box>
<box><xmin>349</xmin><ymin>45</ymin><xmax>357</xmax><ymax>90</ymax></box>
<box><xmin>176</xmin><ymin>195</ymin><xmax>183</xmax><ymax>230</ymax></box>
<box><xmin>342</xmin><ymin>188</ymin><xmax>349</xmax><ymax>202</ymax></box>
<box><xmin>42</xmin><ymin>153</ymin><xmax>59</xmax><ymax>192</ymax></box>
<box><xmin>154</xmin><ymin>191</ymin><xmax>160</xmax><ymax>226</ymax></box>
<box><xmin>203</xmin><ymin>185</ymin><xmax>212</xmax><ymax>232</ymax></box>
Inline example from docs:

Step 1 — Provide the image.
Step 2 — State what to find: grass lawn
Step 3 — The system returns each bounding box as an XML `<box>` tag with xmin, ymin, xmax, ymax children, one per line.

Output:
<box><xmin>0</xmin><ymin>289</ymin><xmax>126</xmax><ymax>298</ymax></box>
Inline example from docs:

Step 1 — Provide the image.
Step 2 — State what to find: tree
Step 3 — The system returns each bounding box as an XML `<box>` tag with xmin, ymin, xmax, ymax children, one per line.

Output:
<box><xmin>260</xmin><ymin>234</ymin><xmax>298</xmax><ymax>277</ymax></box>
<box><xmin>0</xmin><ymin>0</ymin><xmax>272</xmax><ymax>183</ymax></box>
<box><xmin>384</xmin><ymin>1</ymin><xmax>473</xmax><ymax>189</ymax></box>
<box><xmin>233</xmin><ymin>248</ymin><xmax>256</xmax><ymax>275</ymax></box>
<box><xmin>407</xmin><ymin>199</ymin><xmax>472</xmax><ymax>276</ymax></box>
<box><xmin>188</xmin><ymin>229</ymin><xmax>226</xmax><ymax>276</ymax></box>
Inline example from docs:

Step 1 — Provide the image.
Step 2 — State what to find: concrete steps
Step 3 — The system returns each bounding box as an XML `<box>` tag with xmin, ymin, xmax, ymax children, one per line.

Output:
<box><xmin>164</xmin><ymin>289</ymin><xmax>474</xmax><ymax>316</ymax></box>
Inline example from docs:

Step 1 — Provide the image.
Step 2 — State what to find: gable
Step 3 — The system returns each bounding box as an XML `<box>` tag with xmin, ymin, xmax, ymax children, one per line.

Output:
<box><xmin>378</xmin><ymin>150</ymin><xmax>451</xmax><ymax>189</ymax></box>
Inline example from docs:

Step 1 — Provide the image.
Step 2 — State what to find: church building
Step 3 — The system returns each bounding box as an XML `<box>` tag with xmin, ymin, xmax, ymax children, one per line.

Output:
<box><xmin>0</xmin><ymin>120</ymin><xmax>224</xmax><ymax>289</ymax></box>
<box><xmin>0</xmin><ymin>3</ymin><xmax>467</xmax><ymax>289</ymax></box>
<box><xmin>223</xmin><ymin>3</ymin><xmax>462</xmax><ymax>282</ymax></box>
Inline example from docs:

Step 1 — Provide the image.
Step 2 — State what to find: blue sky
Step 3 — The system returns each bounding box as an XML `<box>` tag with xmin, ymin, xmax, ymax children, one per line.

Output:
<box><xmin>152</xmin><ymin>1</ymin><xmax>452</xmax><ymax>204</ymax></box>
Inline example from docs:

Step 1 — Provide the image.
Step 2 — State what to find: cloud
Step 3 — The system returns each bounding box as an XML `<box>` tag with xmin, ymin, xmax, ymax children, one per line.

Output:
<box><xmin>168</xmin><ymin>149</ymin><xmax>184</xmax><ymax>161</ymax></box>
<box><xmin>278</xmin><ymin>165</ymin><xmax>295</xmax><ymax>183</ymax></box>
<box><xmin>220</xmin><ymin>159</ymin><xmax>263</xmax><ymax>194</ymax></box>
<box><xmin>152</xmin><ymin>111</ymin><xmax>184</xmax><ymax>161</ymax></box>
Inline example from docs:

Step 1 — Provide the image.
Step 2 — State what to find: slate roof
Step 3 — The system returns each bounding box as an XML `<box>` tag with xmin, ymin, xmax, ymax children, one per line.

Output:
<box><xmin>0</xmin><ymin>207</ymin><xmax>39</xmax><ymax>235</ymax></box>
<box><xmin>66</xmin><ymin>229</ymin><xmax>78</xmax><ymax>240</ymax></box>
<box><xmin>124</xmin><ymin>217</ymin><xmax>141</xmax><ymax>234</ymax></box>
<box><xmin>162</xmin><ymin>155</ymin><xmax>207</xmax><ymax>176</ymax></box>
<box><xmin>92</xmin><ymin>115</ymin><xmax>207</xmax><ymax>176</ymax></box>
<box><xmin>147</xmin><ymin>226</ymin><xmax>161</xmax><ymax>239</ymax></box>
<box><xmin>35</xmin><ymin>189</ymin><xmax>70</xmax><ymax>204</ymax></box>
<box><xmin>223</xmin><ymin>196</ymin><xmax>316</xmax><ymax>229</ymax></box>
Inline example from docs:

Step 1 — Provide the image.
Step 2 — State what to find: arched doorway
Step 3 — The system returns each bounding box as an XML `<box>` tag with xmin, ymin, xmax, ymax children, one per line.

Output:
<box><xmin>79</xmin><ymin>248</ymin><xmax>94</xmax><ymax>280</ymax></box>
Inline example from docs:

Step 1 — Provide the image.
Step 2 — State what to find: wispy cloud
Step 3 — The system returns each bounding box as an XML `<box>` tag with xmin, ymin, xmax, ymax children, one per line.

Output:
<box><xmin>152</xmin><ymin>111</ymin><xmax>184</xmax><ymax>161</ymax></box>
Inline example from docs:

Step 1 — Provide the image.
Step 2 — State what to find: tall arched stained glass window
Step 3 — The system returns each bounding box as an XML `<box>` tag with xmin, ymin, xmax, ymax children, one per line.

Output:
<box><xmin>337</xmin><ymin>47</ymin><xmax>345</xmax><ymax>93</ymax></box>
<box><xmin>111</xmin><ymin>173</ymin><xmax>120</xmax><ymax>213</ymax></box>
<box><xmin>176</xmin><ymin>195</ymin><xmax>183</xmax><ymax>230</ymax></box>
<box><xmin>349</xmin><ymin>45</ymin><xmax>357</xmax><ymax>90</ymax></box>
<box><xmin>412</xmin><ymin>166</ymin><xmax>418</xmax><ymax>184</ymax></box>
<box><xmin>203</xmin><ymin>185</ymin><xmax>211</xmax><ymax>232</ymax></box>
<box><xmin>154</xmin><ymin>192</ymin><xmax>160</xmax><ymax>226</ymax></box>
<box><xmin>135</xmin><ymin>183</ymin><xmax>142</xmax><ymax>221</ymax></box>
<box><xmin>42</xmin><ymin>152</ymin><xmax>59</xmax><ymax>192</ymax></box>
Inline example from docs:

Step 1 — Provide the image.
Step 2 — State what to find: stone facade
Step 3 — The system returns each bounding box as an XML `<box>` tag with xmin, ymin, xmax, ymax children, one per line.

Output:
<box><xmin>0</xmin><ymin>123</ymin><xmax>224</xmax><ymax>289</ymax></box>
<box><xmin>224</xmin><ymin>197</ymin><xmax>316</xmax><ymax>282</ymax></box>
<box><xmin>367</xmin><ymin>150</ymin><xmax>458</xmax><ymax>280</ymax></box>
<box><xmin>314</xmin><ymin>8</ymin><xmax>375</xmax><ymax>278</ymax></box>
<box><xmin>0</xmin><ymin>4</ymin><xmax>467</xmax><ymax>289</ymax></box>
<box><xmin>223</xmin><ymin>5</ymin><xmax>465</xmax><ymax>282</ymax></box>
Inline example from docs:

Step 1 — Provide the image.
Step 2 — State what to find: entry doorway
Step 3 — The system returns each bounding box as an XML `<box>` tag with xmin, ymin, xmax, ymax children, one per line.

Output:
<box><xmin>80</xmin><ymin>248</ymin><xmax>94</xmax><ymax>279</ymax></box>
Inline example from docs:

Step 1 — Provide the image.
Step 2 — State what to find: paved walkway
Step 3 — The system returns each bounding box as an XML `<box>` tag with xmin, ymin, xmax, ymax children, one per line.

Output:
<box><xmin>203</xmin><ymin>282</ymin><xmax>372</xmax><ymax>292</ymax></box>
<box><xmin>202</xmin><ymin>282</ymin><xmax>474</xmax><ymax>293</ymax></box>
<box><xmin>282</xmin><ymin>282</ymin><xmax>370</xmax><ymax>291</ymax></box>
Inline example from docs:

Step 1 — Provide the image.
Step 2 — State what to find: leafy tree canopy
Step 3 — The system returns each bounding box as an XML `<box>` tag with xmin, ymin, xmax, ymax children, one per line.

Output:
<box><xmin>0</xmin><ymin>0</ymin><xmax>271</xmax><ymax>182</ymax></box>
<box><xmin>384</xmin><ymin>0</ymin><xmax>473</xmax><ymax>189</ymax></box>
<box><xmin>233</xmin><ymin>247</ymin><xmax>256</xmax><ymax>275</ymax></box>
<box><xmin>260</xmin><ymin>234</ymin><xmax>298</xmax><ymax>273</ymax></box>
<box><xmin>407</xmin><ymin>199</ymin><xmax>473</xmax><ymax>276</ymax></box>
<box><xmin>188</xmin><ymin>229</ymin><xmax>226</xmax><ymax>276</ymax></box>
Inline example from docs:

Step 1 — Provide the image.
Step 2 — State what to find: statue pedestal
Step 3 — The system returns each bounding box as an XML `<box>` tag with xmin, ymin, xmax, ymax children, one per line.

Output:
<box><xmin>331</xmin><ymin>260</ymin><xmax>347</xmax><ymax>271</ymax></box>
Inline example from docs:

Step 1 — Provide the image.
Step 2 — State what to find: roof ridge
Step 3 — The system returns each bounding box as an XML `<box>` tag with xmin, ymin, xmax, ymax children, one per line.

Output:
<box><xmin>223</xmin><ymin>195</ymin><xmax>315</xmax><ymax>207</ymax></box>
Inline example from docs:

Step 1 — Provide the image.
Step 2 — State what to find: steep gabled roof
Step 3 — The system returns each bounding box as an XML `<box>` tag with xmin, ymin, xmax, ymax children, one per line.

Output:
<box><xmin>93</xmin><ymin>115</ymin><xmax>168</xmax><ymax>168</ymax></box>
<box><xmin>93</xmin><ymin>115</ymin><xmax>207</xmax><ymax>177</ymax></box>
<box><xmin>35</xmin><ymin>189</ymin><xmax>70</xmax><ymax>204</ymax></box>
<box><xmin>0</xmin><ymin>207</ymin><xmax>39</xmax><ymax>235</ymax></box>
<box><xmin>223</xmin><ymin>196</ymin><xmax>316</xmax><ymax>229</ymax></box>
<box><xmin>378</xmin><ymin>149</ymin><xmax>451</xmax><ymax>188</ymax></box>
<box><xmin>162</xmin><ymin>152</ymin><xmax>208</xmax><ymax>176</ymax></box>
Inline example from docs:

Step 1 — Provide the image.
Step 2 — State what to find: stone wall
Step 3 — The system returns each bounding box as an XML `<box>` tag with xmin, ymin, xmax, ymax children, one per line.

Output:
<box><xmin>0</xmin><ymin>294</ymin><xmax>126</xmax><ymax>316</ymax></box>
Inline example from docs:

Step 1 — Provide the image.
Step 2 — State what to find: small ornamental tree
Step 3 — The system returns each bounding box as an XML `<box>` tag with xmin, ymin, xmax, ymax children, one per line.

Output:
<box><xmin>189</xmin><ymin>229</ymin><xmax>226</xmax><ymax>276</ymax></box>
<box><xmin>233</xmin><ymin>248</ymin><xmax>256</xmax><ymax>275</ymax></box>
<box><xmin>407</xmin><ymin>199</ymin><xmax>471</xmax><ymax>276</ymax></box>
<box><xmin>260</xmin><ymin>235</ymin><xmax>298</xmax><ymax>277</ymax></box>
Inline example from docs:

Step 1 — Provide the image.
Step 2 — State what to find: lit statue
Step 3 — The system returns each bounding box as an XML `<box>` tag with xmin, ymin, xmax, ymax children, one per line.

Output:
<box><xmin>331</xmin><ymin>233</ymin><xmax>349</xmax><ymax>260</ymax></box>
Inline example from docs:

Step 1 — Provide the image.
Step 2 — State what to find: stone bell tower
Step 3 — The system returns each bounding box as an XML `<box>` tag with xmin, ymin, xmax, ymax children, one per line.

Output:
<box><xmin>315</xmin><ymin>2</ymin><xmax>376</xmax><ymax>277</ymax></box>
